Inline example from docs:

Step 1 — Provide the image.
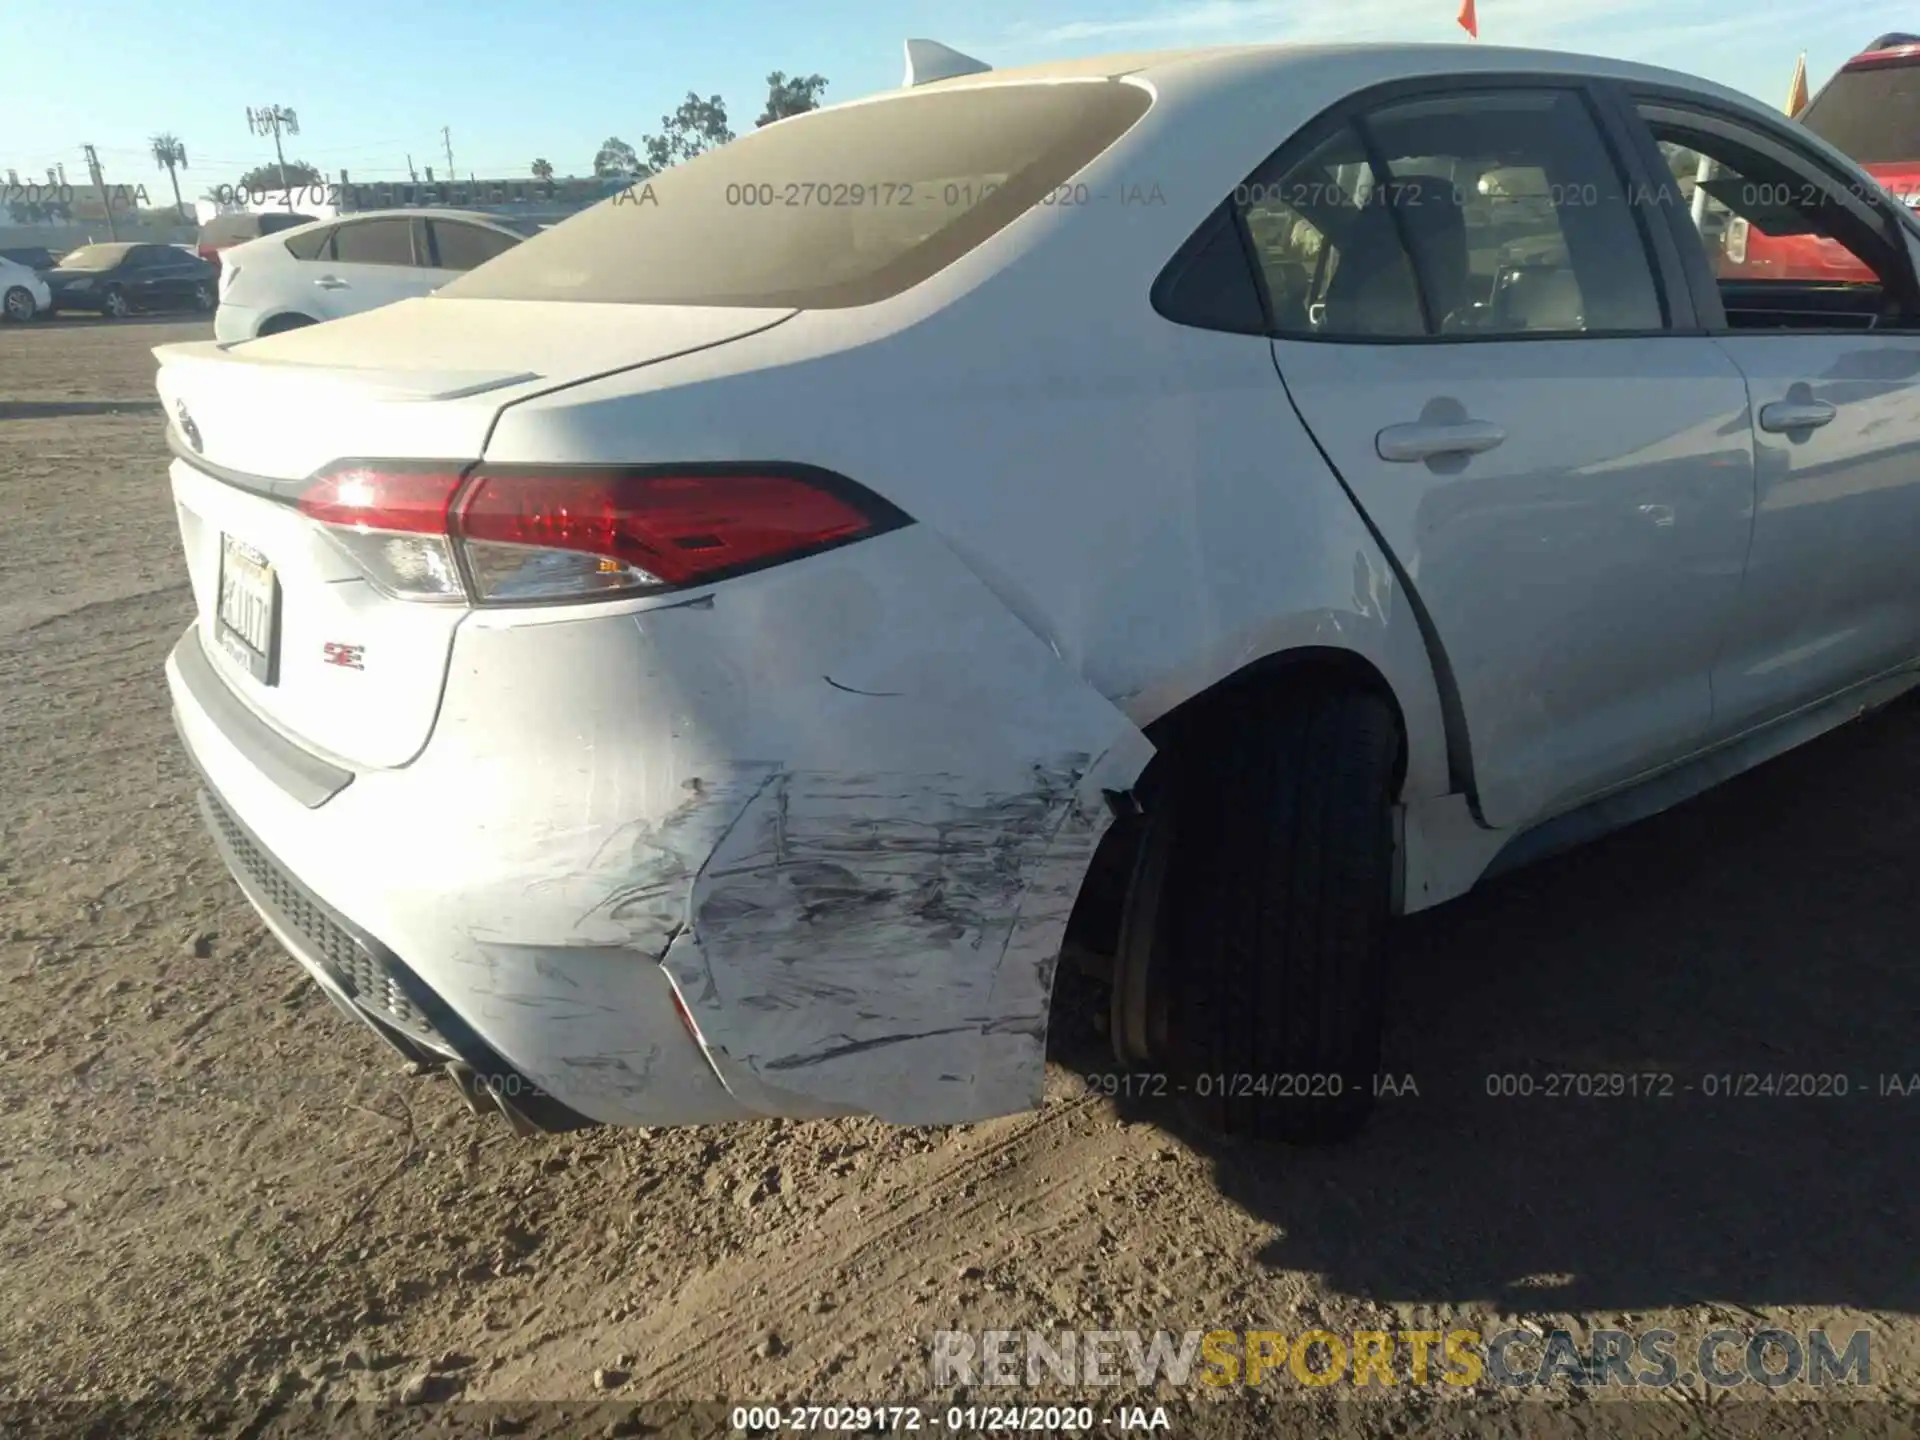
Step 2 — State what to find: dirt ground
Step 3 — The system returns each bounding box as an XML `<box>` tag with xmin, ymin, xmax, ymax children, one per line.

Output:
<box><xmin>3</xmin><ymin>317</ymin><xmax>1918</xmax><ymax>1438</ymax></box>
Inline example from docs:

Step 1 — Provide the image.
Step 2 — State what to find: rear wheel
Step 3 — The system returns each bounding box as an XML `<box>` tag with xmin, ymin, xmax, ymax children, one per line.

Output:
<box><xmin>2</xmin><ymin>286</ymin><xmax>33</xmax><ymax>322</ymax></box>
<box><xmin>1114</xmin><ymin>684</ymin><xmax>1399</xmax><ymax>1143</ymax></box>
<box><xmin>100</xmin><ymin>286</ymin><xmax>130</xmax><ymax>319</ymax></box>
<box><xmin>192</xmin><ymin>280</ymin><xmax>214</xmax><ymax>312</ymax></box>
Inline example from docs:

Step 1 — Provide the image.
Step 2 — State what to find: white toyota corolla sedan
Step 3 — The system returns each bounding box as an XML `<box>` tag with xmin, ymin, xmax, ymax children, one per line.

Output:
<box><xmin>157</xmin><ymin>39</ymin><xmax>1920</xmax><ymax>1145</ymax></box>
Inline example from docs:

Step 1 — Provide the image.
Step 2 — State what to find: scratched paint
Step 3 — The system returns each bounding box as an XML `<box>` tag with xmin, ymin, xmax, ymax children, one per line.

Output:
<box><xmin>649</xmin><ymin>738</ymin><xmax>1151</xmax><ymax>1123</ymax></box>
<box><xmin>329</xmin><ymin>524</ymin><xmax>1157</xmax><ymax>1127</ymax></box>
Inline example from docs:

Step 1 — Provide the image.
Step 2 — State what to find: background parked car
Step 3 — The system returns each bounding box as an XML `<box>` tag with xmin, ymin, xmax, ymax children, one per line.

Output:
<box><xmin>44</xmin><ymin>242</ymin><xmax>215</xmax><ymax>318</ymax></box>
<box><xmin>0</xmin><ymin>255</ymin><xmax>53</xmax><ymax>321</ymax></box>
<box><xmin>0</xmin><ymin>246</ymin><xmax>58</xmax><ymax>274</ymax></box>
<box><xmin>214</xmin><ymin>208</ymin><xmax>535</xmax><ymax>340</ymax></box>
<box><xmin>195</xmin><ymin>210</ymin><xmax>316</xmax><ymax>278</ymax></box>
<box><xmin>1716</xmin><ymin>31</ymin><xmax>1920</xmax><ymax>282</ymax></box>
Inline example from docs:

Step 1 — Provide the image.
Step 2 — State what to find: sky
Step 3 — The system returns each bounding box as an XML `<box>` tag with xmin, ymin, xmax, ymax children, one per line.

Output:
<box><xmin>3</xmin><ymin>0</ymin><xmax>1914</xmax><ymax>195</ymax></box>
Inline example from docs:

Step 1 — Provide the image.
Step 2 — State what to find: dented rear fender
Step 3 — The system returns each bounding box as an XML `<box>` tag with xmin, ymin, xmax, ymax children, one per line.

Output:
<box><xmin>370</xmin><ymin>524</ymin><xmax>1154</xmax><ymax>1125</ymax></box>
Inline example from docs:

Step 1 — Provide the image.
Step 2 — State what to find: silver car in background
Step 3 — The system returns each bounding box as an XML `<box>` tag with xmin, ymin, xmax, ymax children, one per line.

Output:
<box><xmin>213</xmin><ymin>209</ymin><xmax>534</xmax><ymax>340</ymax></box>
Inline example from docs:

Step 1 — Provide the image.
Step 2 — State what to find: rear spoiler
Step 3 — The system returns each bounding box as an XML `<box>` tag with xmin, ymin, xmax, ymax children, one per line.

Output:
<box><xmin>152</xmin><ymin>338</ymin><xmax>538</xmax><ymax>403</ymax></box>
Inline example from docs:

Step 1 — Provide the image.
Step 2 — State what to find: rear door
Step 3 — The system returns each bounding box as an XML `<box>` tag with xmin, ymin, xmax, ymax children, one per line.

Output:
<box><xmin>121</xmin><ymin>245</ymin><xmax>174</xmax><ymax>306</ymax></box>
<box><xmin>149</xmin><ymin>245</ymin><xmax>204</xmax><ymax>307</ymax></box>
<box><xmin>1248</xmin><ymin>81</ymin><xmax>1756</xmax><ymax>830</ymax></box>
<box><xmin>310</xmin><ymin>216</ymin><xmax>431</xmax><ymax>319</ymax></box>
<box><xmin>1628</xmin><ymin>92</ymin><xmax>1920</xmax><ymax>730</ymax></box>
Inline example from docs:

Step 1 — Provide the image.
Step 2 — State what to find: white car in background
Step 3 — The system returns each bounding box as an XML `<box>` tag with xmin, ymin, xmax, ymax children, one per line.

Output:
<box><xmin>157</xmin><ymin>40</ymin><xmax>1920</xmax><ymax>1148</ymax></box>
<box><xmin>0</xmin><ymin>255</ymin><xmax>53</xmax><ymax>321</ymax></box>
<box><xmin>213</xmin><ymin>208</ymin><xmax>534</xmax><ymax>340</ymax></box>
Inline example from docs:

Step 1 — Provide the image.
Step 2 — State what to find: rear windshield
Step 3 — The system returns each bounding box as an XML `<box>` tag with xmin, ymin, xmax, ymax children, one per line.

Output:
<box><xmin>58</xmin><ymin>244</ymin><xmax>134</xmax><ymax>270</ymax></box>
<box><xmin>1800</xmin><ymin>62</ymin><xmax>1920</xmax><ymax>164</ymax></box>
<box><xmin>439</xmin><ymin>80</ymin><xmax>1153</xmax><ymax>308</ymax></box>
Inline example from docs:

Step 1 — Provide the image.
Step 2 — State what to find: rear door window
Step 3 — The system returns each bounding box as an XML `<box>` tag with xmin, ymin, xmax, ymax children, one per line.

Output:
<box><xmin>283</xmin><ymin>227</ymin><xmax>333</xmax><ymax>261</ymax></box>
<box><xmin>427</xmin><ymin>220</ymin><xmax>519</xmax><ymax>271</ymax></box>
<box><xmin>327</xmin><ymin>218</ymin><xmax>417</xmax><ymax>267</ymax></box>
<box><xmin>1239</xmin><ymin>87</ymin><xmax>1665</xmax><ymax>338</ymax></box>
<box><xmin>439</xmin><ymin>79</ymin><xmax>1153</xmax><ymax>308</ymax></box>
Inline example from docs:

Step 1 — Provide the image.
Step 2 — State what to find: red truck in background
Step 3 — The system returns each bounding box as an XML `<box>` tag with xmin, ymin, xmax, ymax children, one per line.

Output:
<box><xmin>1723</xmin><ymin>32</ymin><xmax>1920</xmax><ymax>281</ymax></box>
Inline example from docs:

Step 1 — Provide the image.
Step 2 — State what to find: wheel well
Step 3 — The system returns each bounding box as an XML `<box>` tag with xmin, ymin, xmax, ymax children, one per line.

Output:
<box><xmin>1060</xmin><ymin>649</ymin><xmax>1409</xmax><ymax>976</ymax></box>
<box><xmin>1143</xmin><ymin>648</ymin><xmax>1408</xmax><ymax>794</ymax></box>
<box><xmin>258</xmin><ymin>312</ymin><xmax>316</xmax><ymax>336</ymax></box>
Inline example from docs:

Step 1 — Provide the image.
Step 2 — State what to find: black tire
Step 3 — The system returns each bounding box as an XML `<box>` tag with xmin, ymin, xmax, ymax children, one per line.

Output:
<box><xmin>100</xmin><ymin>286</ymin><xmax>130</xmax><ymax>319</ymax></box>
<box><xmin>258</xmin><ymin>313</ymin><xmax>316</xmax><ymax>336</ymax></box>
<box><xmin>2</xmin><ymin>286</ymin><xmax>34</xmax><ymax>322</ymax></box>
<box><xmin>1118</xmin><ymin>684</ymin><xmax>1399</xmax><ymax>1143</ymax></box>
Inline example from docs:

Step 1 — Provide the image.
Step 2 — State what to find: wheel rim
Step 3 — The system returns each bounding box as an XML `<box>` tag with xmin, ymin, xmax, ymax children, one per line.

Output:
<box><xmin>3</xmin><ymin>289</ymin><xmax>29</xmax><ymax>320</ymax></box>
<box><xmin>195</xmin><ymin>283</ymin><xmax>212</xmax><ymax>310</ymax></box>
<box><xmin>104</xmin><ymin>290</ymin><xmax>126</xmax><ymax>316</ymax></box>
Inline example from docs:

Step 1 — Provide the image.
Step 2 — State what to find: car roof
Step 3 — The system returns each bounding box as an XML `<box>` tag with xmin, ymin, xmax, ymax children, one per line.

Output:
<box><xmin>325</xmin><ymin>207</ymin><xmax>525</xmax><ymax>227</ymax></box>
<box><xmin>858</xmin><ymin>40</ymin><xmax>1771</xmax><ymax>121</ymax></box>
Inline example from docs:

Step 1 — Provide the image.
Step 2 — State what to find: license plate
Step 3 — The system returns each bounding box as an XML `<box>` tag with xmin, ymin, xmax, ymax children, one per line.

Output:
<box><xmin>216</xmin><ymin>534</ymin><xmax>280</xmax><ymax>685</ymax></box>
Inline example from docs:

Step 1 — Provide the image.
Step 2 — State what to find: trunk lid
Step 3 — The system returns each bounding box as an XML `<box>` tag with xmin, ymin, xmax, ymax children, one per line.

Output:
<box><xmin>157</xmin><ymin>297</ymin><xmax>795</xmax><ymax>770</ymax></box>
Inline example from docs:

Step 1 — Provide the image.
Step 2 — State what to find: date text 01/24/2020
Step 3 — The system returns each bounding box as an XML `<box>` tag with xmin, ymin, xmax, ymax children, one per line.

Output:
<box><xmin>727</xmin><ymin>1405</ymin><xmax>1169</xmax><ymax>1432</ymax></box>
<box><xmin>1083</xmin><ymin>1071</ymin><xmax>1420</xmax><ymax>1100</ymax></box>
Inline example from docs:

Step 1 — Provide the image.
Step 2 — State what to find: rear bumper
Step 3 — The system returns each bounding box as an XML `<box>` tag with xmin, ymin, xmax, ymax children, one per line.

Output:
<box><xmin>168</xmin><ymin>627</ymin><xmax>758</xmax><ymax>1130</ymax></box>
<box><xmin>189</xmin><ymin>767</ymin><xmax>597</xmax><ymax>1133</ymax></box>
<box><xmin>164</xmin><ymin>522</ymin><xmax>1152</xmax><ymax>1128</ymax></box>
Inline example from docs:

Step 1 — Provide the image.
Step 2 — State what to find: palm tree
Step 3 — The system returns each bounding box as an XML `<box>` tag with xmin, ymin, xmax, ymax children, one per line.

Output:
<box><xmin>151</xmin><ymin>134</ymin><xmax>189</xmax><ymax>220</ymax></box>
<box><xmin>531</xmin><ymin>157</ymin><xmax>554</xmax><ymax>181</ymax></box>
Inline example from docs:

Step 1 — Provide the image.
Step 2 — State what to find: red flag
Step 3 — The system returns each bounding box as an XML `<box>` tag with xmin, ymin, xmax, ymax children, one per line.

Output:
<box><xmin>1458</xmin><ymin>0</ymin><xmax>1478</xmax><ymax>37</ymax></box>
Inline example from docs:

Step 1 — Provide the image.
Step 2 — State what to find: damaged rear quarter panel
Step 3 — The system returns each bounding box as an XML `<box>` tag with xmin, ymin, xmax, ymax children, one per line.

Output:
<box><xmin>417</xmin><ymin>525</ymin><xmax>1152</xmax><ymax>1125</ymax></box>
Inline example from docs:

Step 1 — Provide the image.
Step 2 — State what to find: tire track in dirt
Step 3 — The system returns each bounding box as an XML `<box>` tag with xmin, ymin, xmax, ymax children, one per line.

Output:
<box><xmin>494</xmin><ymin>1093</ymin><xmax>1118</xmax><ymax>1393</ymax></box>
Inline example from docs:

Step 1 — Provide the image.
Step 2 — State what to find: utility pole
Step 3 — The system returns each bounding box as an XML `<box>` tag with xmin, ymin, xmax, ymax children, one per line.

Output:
<box><xmin>82</xmin><ymin>144</ymin><xmax>117</xmax><ymax>241</ymax></box>
<box><xmin>246</xmin><ymin>104</ymin><xmax>301</xmax><ymax>197</ymax></box>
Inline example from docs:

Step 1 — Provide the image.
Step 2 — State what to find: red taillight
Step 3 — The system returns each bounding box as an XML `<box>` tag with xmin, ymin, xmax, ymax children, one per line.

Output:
<box><xmin>294</xmin><ymin>461</ymin><xmax>905</xmax><ymax>605</ymax></box>
<box><xmin>299</xmin><ymin>466</ymin><xmax>464</xmax><ymax>534</ymax></box>
<box><xmin>456</xmin><ymin>470</ymin><xmax>876</xmax><ymax>588</ymax></box>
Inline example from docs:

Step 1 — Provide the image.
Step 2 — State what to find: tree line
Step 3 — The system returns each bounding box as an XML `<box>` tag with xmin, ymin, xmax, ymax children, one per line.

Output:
<box><xmin>584</xmin><ymin>71</ymin><xmax>828</xmax><ymax>180</ymax></box>
<box><xmin>216</xmin><ymin>70</ymin><xmax>829</xmax><ymax>199</ymax></box>
<box><xmin>2</xmin><ymin>66</ymin><xmax>833</xmax><ymax>218</ymax></box>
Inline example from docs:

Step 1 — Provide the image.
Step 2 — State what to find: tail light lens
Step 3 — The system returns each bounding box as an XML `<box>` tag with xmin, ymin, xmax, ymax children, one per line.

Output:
<box><xmin>297</xmin><ymin>462</ymin><xmax>905</xmax><ymax>605</ymax></box>
<box><xmin>299</xmin><ymin>465</ymin><xmax>467</xmax><ymax>601</ymax></box>
<box><xmin>1724</xmin><ymin>216</ymin><xmax>1749</xmax><ymax>266</ymax></box>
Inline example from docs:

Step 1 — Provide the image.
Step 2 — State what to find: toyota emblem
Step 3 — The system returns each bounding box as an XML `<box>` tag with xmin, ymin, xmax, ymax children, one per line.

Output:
<box><xmin>175</xmin><ymin>400</ymin><xmax>202</xmax><ymax>453</ymax></box>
